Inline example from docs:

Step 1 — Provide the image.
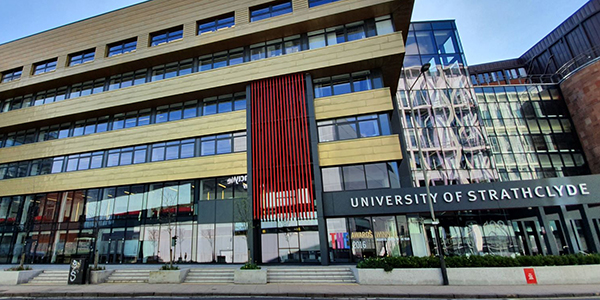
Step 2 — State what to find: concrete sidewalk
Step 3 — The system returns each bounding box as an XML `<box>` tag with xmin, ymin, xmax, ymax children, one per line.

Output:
<box><xmin>0</xmin><ymin>283</ymin><xmax>599</xmax><ymax>299</ymax></box>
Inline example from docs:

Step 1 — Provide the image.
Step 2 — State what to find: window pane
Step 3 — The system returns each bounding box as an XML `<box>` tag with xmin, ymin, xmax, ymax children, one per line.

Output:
<box><xmin>338</xmin><ymin>123</ymin><xmax>357</xmax><ymax>140</ymax></box>
<box><xmin>342</xmin><ymin>165</ymin><xmax>366</xmax><ymax>190</ymax></box>
<box><xmin>358</xmin><ymin>119</ymin><xmax>380</xmax><ymax>137</ymax></box>
<box><xmin>165</xmin><ymin>145</ymin><xmax>179</xmax><ymax>160</ymax></box>
<box><xmin>322</xmin><ymin>167</ymin><xmax>342</xmax><ymax>192</ymax></box>
<box><xmin>309</xmin><ymin>34</ymin><xmax>326</xmax><ymax>49</ymax></box>
<box><xmin>365</xmin><ymin>163</ymin><xmax>389</xmax><ymax>189</ymax></box>
<box><xmin>216</xmin><ymin>139</ymin><xmax>231</xmax><ymax>154</ymax></box>
<box><xmin>200</xmin><ymin>179</ymin><xmax>216</xmax><ymax>200</ymax></box>
<box><xmin>318</xmin><ymin>125</ymin><xmax>336</xmax><ymax>142</ymax></box>
<box><xmin>201</xmin><ymin>140</ymin><xmax>215</xmax><ymax>156</ymax></box>
<box><xmin>181</xmin><ymin>143</ymin><xmax>195</xmax><ymax>158</ymax></box>
<box><xmin>151</xmin><ymin>146</ymin><xmax>165</xmax><ymax>161</ymax></box>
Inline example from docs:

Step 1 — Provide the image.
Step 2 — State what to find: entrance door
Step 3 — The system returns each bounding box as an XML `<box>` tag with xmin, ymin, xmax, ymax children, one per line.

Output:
<box><xmin>260</xmin><ymin>220</ymin><xmax>320</xmax><ymax>263</ymax></box>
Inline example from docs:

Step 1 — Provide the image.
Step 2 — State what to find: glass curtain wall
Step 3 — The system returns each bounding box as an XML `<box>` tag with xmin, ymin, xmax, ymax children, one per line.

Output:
<box><xmin>0</xmin><ymin>176</ymin><xmax>248</xmax><ymax>264</ymax></box>
<box><xmin>475</xmin><ymin>85</ymin><xmax>589</xmax><ymax>180</ymax></box>
<box><xmin>398</xmin><ymin>21</ymin><xmax>497</xmax><ymax>187</ymax></box>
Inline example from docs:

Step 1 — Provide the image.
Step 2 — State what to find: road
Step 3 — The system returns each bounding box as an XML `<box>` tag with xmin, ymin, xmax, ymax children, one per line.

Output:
<box><xmin>3</xmin><ymin>297</ymin><xmax>598</xmax><ymax>300</ymax></box>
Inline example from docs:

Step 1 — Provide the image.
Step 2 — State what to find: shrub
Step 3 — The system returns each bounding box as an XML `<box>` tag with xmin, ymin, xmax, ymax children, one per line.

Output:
<box><xmin>4</xmin><ymin>265</ymin><xmax>32</xmax><ymax>271</ymax></box>
<box><xmin>160</xmin><ymin>264</ymin><xmax>180</xmax><ymax>270</ymax></box>
<box><xmin>356</xmin><ymin>253</ymin><xmax>600</xmax><ymax>271</ymax></box>
<box><xmin>240</xmin><ymin>262</ymin><xmax>261</xmax><ymax>270</ymax></box>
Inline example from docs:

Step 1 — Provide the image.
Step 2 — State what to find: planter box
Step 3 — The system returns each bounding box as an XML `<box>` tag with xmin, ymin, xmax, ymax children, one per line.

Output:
<box><xmin>234</xmin><ymin>269</ymin><xmax>267</xmax><ymax>284</ymax></box>
<box><xmin>0</xmin><ymin>270</ymin><xmax>42</xmax><ymax>285</ymax></box>
<box><xmin>148</xmin><ymin>269</ymin><xmax>188</xmax><ymax>284</ymax></box>
<box><xmin>534</xmin><ymin>265</ymin><xmax>600</xmax><ymax>285</ymax></box>
<box><xmin>357</xmin><ymin>268</ymin><xmax>442</xmax><ymax>285</ymax></box>
<box><xmin>357</xmin><ymin>265</ymin><xmax>600</xmax><ymax>285</ymax></box>
<box><xmin>89</xmin><ymin>270</ymin><xmax>113</xmax><ymax>284</ymax></box>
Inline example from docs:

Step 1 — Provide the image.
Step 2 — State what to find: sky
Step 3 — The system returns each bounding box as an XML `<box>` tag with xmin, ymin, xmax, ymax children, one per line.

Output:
<box><xmin>0</xmin><ymin>0</ymin><xmax>591</xmax><ymax>65</ymax></box>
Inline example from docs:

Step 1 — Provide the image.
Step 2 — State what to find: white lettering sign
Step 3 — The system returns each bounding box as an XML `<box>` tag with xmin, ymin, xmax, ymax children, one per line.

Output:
<box><xmin>349</xmin><ymin>183</ymin><xmax>590</xmax><ymax>208</ymax></box>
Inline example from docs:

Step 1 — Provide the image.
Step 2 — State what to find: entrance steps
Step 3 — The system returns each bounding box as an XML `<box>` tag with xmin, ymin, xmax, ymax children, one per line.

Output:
<box><xmin>106</xmin><ymin>269</ymin><xmax>150</xmax><ymax>283</ymax></box>
<box><xmin>184</xmin><ymin>268</ymin><xmax>234</xmax><ymax>283</ymax></box>
<box><xmin>26</xmin><ymin>270</ymin><xmax>69</xmax><ymax>285</ymax></box>
<box><xmin>267</xmin><ymin>267</ymin><xmax>356</xmax><ymax>284</ymax></box>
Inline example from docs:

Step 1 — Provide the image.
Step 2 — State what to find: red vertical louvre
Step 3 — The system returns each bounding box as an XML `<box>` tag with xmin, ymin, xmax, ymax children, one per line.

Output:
<box><xmin>250</xmin><ymin>73</ymin><xmax>314</xmax><ymax>221</ymax></box>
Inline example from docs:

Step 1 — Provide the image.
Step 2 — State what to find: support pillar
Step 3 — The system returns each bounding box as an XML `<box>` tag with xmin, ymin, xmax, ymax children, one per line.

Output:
<box><xmin>558</xmin><ymin>205</ymin><xmax>580</xmax><ymax>254</ymax></box>
<box><xmin>535</xmin><ymin>207</ymin><xmax>559</xmax><ymax>255</ymax></box>
<box><xmin>305</xmin><ymin>73</ymin><xmax>329</xmax><ymax>265</ymax></box>
<box><xmin>579</xmin><ymin>204</ymin><xmax>600</xmax><ymax>253</ymax></box>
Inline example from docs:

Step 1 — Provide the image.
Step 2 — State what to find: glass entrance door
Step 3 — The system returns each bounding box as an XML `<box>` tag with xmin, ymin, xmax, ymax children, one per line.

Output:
<box><xmin>261</xmin><ymin>219</ymin><xmax>320</xmax><ymax>263</ymax></box>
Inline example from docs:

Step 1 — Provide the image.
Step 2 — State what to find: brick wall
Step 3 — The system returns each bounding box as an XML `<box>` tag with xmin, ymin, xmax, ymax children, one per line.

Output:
<box><xmin>560</xmin><ymin>59</ymin><xmax>600</xmax><ymax>173</ymax></box>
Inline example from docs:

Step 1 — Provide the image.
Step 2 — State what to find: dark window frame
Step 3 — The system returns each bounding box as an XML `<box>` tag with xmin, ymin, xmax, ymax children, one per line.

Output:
<box><xmin>150</xmin><ymin>26</ymin><xmax>184</xmax><ymax>47</ymax></box>
<box><xmin>68</xmin><ymin>48</ymin><xmax>96</xmax><ymax>67</ymax></box>
<box><xmin>1</xmin><ymin>67</ymin><xmax>23</xmax><ymax>83</ymax></box>
<box><xmin>197</xmin><ymin>13</ymin><xmax>235</xmax><ymax>35</ymax></box>
<box><xmin>107</xmin><ymin>38</ymin><xmax>138</xmax><ymax>57</ymax></box>
<box><xmin>250</xmin><ymin>1</ymin><xmax>292</xmax><ymax>22</ymax></box>
<box><xmin>322</xmin><ymin>162</ymin><xmax>400</xmax><ymax>192</ymax></box>
<box><xmin>317</xmin><ymin>113</ymin><xmax>391</xmax><ymax>142</ymax></box>
<box><xmin>308</xmin><ymin>0</ymin><xmax>341</xmax><ymax>8</ymax></box>
<box><xmin>32</xmin><ymin>59</ymin><xmax>58</xmax><ymax>75</ymax></box>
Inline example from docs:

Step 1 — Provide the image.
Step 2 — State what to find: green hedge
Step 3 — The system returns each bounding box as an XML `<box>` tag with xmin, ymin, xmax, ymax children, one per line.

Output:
<box><xmin>356</xmin><ymin>254</ymin><xmax>600</xmax><ymax>271</ymax></box>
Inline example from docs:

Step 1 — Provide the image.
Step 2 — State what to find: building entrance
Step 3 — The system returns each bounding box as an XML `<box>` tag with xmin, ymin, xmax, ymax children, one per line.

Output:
<box><xmin>260</xmin><ymin>219</ymin><xmax>320</xmax><ymax>263</ymax></box>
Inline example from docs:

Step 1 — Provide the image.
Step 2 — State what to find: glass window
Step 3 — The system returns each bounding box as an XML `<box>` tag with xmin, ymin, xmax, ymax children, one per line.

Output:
<box><xmin>343</xmin><ymin>165</ymin><xmax>366</xmax><ymax>190</ymax></box>
<box><xmin>33</xmin><ymin>59</ymin><xmax>57</xmax><ymax>75</ymax></box>
<box><xmin>308</xmin><ymin>0</ymin><xmax>341</xmax><ymax>7</ymax></box>
<box><xmin>69</xmin><ymin>49</ymin><xmax>95</xmax><ymax>66</ymax></box>
<box><xmin>217</xmin><ymin>177</ymin><xmax>233</xmax><ymax>199</ymax></box>
<box><xmin>375</xmin><ymin>15</ymin><xmax>394</xmax><ymax>35</ymax></box>
<box><xmin>107</xmin><ymin>38</ymin><xmax>137</xmax><ymax>57</ymax></box>
<box><xmin>198</xmin><ymin>14</ymin><xmax>235</xmax><ymax>35</ymax></box>
<box><xmin>322</xmin><ymin>167</ymin><xmax>343</xmax><ymax>192</ymax></box>
<box><xmin>200</xmin><ymin>178</ymin><xmax>216</xmax><ymax>200</ymax></box>
<box><xmin>1</xmin><ymin>67</ymin><xmax>23</xmax><ymax>83</ymax></box>
<box><xmin>251</xmin><ymin>1</ymin><xmax>292</xmax><ymax>22</ymax></box>
<box><xmin>150</xmin><ymin>26</ymin><xmax>183</xmax><ymax>46</ymax></box>
<box><xmin>365</xmin><ymin>163</ymin><xmax>389</xmax><ymax>189</ymax></box>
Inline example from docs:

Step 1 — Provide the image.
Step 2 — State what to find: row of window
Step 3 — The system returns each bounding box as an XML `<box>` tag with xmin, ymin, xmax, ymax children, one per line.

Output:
<box><xmin>0</xmin><ymin>176</ymin><xmax>248</xmax><ymax>227</ymax></box>
<box><xmin>322</xmin><ymin>162</ymin><xmax>400</xmax><ymax>192</ymax></box>
<box><xmin>0</xmin><ymin>15</ymin><xmax>393</xmax><ymax>113</ymax></box>
<box><xmin>0</xmin><ymin>132</ymin><xmax>246</xmax><ymax>181</ymax></box>
<box><xmin>471</xmin><ymin>68</ymin><xmax>528</xmax><ymax>86</ymax></box>
<box><xmin>313</xmin><ymin>70</ymin><xmax>382</xmax><ymax>98</ymax></box>
<box><xmin>0</xmin><ymin>0</ymin><xmax>348</xmax><ymax>83</ymax></box>
<box><xmin>317</xmin><ymin>113</ymin><xmax>391</xmax><ymax>142</ymax></box>
<box><xmin>0</xmin><ymin>92</ymin><xmax>246</xmax><ymax>149</ymax></box>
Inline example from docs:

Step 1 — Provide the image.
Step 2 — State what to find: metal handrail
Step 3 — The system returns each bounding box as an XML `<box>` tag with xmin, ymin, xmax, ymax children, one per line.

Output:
<box><xmin>554</xmin><ymin>45</ymin><xmax>600</xmax><ymax>80</ymax></box>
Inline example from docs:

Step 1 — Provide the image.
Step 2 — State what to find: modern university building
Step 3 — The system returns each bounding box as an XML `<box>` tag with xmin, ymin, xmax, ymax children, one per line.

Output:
<box><xmin>0</xmin><ymin>0</ymin><xmax>599</xmax><ymax>265</ymax></box>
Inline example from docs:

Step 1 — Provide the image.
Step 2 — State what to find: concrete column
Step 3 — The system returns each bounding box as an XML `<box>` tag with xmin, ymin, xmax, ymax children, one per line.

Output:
<box><xmin>245</xmin><ymin>84</ymin><xmax>262</xmax><ymax>264</ymax></box>
<box><xmin>535</xmin><ymin>207</ymin><xmax>560</xmax><ymax>255</ymax></box>
<box><xmin>305</xmin><ymin>73</ymin><xmax>329</xmax><ymax>265</ymax></box>
<box><xmin>558</xmin><ymin>205</ymin><xmax>580</xmax><ymax>254</ymax></box>
<box><xmin>579</xmin><ymin>204</ymin><xmax>600</xmax><ymax>253</ymax></box>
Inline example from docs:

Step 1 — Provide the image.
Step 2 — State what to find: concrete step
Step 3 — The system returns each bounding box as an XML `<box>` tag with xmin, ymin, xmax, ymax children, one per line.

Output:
<box><xmin>106</xmin><ymin>269</ymin><xmax>150</xmax><ymax>284</ymax></box>
<box><xmin>184</xmin><ymin>270</ymin><xmax>235</xmax><ymax>283</ymax></box>
<box><xmin>24</xmin><ymin>270</ymin><xmax>69</xmax><ymax>285</ymax></box>
<box><xmin>266</xmin><ymin>267</ymin><xmax>356</xmax><ymax>284</ymax></box>
<box><xmin>269</xmin><ymin>279</ymin><xmax>356</xmax><ymax>283</ymax></box>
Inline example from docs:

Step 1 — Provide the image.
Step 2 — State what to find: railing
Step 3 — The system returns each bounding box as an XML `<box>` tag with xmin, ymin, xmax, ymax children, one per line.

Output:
<box><xmin>471</xmin><ymin>74</ymin><xmax>560</xmax><ymax>87</ymax></box>
<box><xmin>554</xmin><ymin>45</ymin><xmax>600</xmax><ymax>81</ymax></box>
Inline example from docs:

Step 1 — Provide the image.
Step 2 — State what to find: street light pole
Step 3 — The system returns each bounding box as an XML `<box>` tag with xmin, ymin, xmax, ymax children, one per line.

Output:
<box><xmin>406</xmin><ymin>63</ymin><xmax>449</xmax><ymax>285</ymax></box>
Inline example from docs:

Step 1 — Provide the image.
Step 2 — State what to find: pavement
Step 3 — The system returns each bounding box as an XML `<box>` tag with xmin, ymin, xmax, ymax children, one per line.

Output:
<box><xmin>1</xmin><ymin>283</ymin><xmax>600</xmax><ymax>299</ymax></box>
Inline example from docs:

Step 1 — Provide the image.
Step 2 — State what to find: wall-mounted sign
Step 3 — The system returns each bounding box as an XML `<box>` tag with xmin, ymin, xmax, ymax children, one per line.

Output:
<box><xmin>322</xmin><ymin>175</ymin><xmax>600</xmax><ymax>217</ymax></box>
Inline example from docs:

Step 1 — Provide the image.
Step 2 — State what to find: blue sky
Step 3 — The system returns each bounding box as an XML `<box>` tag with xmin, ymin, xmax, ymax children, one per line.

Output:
<box><xmin>0</xmin><ymin>0</ymin><xmax>590</xmax><ymax>65</ymax></box>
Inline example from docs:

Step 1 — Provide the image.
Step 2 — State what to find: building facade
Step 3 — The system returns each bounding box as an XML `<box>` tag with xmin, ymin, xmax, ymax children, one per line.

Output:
<box><xmin>0</xmin><ymin>0</ymin><xmax>600</xmax><ymax>266</ymax></box>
